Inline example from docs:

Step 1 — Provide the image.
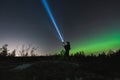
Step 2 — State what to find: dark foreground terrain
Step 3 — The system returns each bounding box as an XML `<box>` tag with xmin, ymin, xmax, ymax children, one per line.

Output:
<box><xmin>0</xmin><ymin>53</ymin><xmax>120</xmax><ymax>80</ymax></box>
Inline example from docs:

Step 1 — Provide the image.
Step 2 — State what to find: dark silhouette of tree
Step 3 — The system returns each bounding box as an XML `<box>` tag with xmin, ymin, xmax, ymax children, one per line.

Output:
<box><xmin>19</xmin><ymin>45</ymin><xmax>25</xmax><ymax>56</ymax></box>
<box><xmin>0</xmin><ymin>44</ymin><xmax>8</xmax><ymax>56</ymax></box>
<box><xmin>18</xmin><ymin>45</ymin><xmax>38</xmax><ymax>56</ymax></box>
<box><xmin>10</xmin><ymin>49</ymin><xmax>16</xmax><ymax>57</ymax></box>
<box><xmin>30</xmin><ymin>47</ymin><xmax>37</xmax><ymax>56</ymax></box>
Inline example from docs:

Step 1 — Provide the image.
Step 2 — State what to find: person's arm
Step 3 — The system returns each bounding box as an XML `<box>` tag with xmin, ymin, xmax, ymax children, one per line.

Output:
<box><xmin>62</xmin><ymin>42</ymin><xmax>65</xmax><ymax>46</ymax></box>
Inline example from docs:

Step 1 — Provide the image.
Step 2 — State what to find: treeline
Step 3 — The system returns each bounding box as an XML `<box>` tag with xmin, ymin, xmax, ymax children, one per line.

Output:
<box><xmin>56</xmin><ymin>49</ymin><xmax>120</xmax><ymax>62</ymax></box>
<box><xmin>58</xmin><ymin>49</ymin><xmax>120</xmax><ymax>57</ymax></box>
<box><xmin>0</xmin><ymin>44</ymin><xmax>120</xmax><ymax>59</ymax></box>
<box><xmin>0</xmin><ymin>44</ymin><xmax>37</xmax><ymax>57</ymax></box>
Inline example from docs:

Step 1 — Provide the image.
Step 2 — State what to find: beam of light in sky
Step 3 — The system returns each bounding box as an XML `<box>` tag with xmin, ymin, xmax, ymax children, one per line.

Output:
<box><xmin>42</xmin><ymin>0</ymin><xmax>64</xmax><ymax>42</ymax></box>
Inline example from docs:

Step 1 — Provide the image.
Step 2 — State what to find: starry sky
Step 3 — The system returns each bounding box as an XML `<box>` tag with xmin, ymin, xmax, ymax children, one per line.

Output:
<box><xmin>0</xmin><ymin>0</ymin><xmax>120</xmax><ymax>55</ymax></box>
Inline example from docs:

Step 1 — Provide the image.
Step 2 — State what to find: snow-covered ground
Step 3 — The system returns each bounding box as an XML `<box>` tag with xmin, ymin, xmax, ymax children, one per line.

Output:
<box><xmin>13</xmin><ymin>63</ymin><xmax>33</xmax><ymax>70</ymax></box>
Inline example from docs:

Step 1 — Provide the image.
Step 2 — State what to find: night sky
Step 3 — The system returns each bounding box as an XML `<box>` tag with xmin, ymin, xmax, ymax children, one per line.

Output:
<box><xmin>0</xmin><ymin>0</ymin><xmax>120</xmax><ymax>55</ymax></box>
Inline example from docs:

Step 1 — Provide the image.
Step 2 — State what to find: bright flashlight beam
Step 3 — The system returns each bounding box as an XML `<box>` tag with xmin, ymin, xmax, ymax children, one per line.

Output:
<box><xmin>42</xmin><ymin>0</ymin><xmax>64</xmax><ymax>42</ymax></box>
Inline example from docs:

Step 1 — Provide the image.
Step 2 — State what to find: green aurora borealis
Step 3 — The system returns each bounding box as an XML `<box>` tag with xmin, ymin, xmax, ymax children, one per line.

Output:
<box><xmin>70</xmin><ymin>24</ymin><xmax>120</xmax><ymax>55</ymax></box>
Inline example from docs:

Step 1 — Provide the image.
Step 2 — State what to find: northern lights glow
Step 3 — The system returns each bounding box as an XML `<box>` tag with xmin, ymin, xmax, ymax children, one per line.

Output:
<box><xmin>71</xmin><ymin>30</ymin><xmax>120</xmax><ymax>55</ymax></box>
<box><xmin>42</xmin><ymin>0</ymin><xmax>64</xmax><ymax>42</ymax></box>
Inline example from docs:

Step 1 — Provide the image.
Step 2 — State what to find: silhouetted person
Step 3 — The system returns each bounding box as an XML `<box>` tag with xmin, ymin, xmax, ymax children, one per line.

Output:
<box><xmin>63</xmin><ymin>41</ymin><xmax>71</xmax><ymax>58</ymax></box>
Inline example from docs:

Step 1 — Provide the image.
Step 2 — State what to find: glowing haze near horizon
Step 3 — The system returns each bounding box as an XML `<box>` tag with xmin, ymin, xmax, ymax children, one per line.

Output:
<box><xmin>0</xmin><ymin>0</ymin><xmax>120</xmax><ymax>55</ymax></box>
